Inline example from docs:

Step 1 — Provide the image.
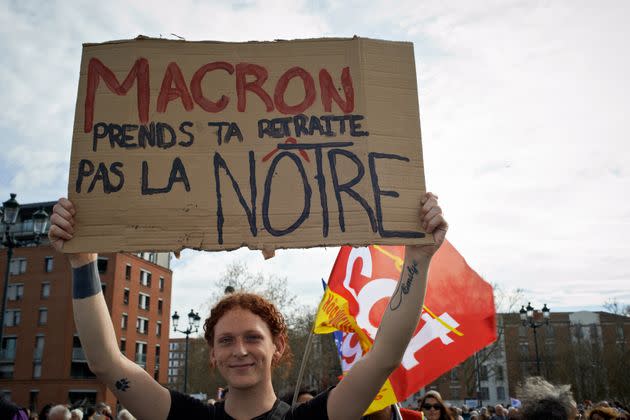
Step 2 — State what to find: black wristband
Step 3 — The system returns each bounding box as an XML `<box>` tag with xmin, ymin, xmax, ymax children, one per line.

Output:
<box><xmin>72</xmin><ymin>261</ymin><xmax>102</xmax><ymax>299</ymax></box>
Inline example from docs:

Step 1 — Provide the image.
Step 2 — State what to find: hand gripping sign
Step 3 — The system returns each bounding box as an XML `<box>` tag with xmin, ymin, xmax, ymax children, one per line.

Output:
<box><xmin>314</xmin><ymin>240</ymin><xmax>497</xmax><ymax>414</ymax></box>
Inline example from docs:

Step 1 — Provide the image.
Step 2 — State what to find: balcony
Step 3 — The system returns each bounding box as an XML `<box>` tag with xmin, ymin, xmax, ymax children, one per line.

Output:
<box><xmin>72</xmin><ymin>348</ymin><xmax>87</xmax><ymax>362</ymax></box>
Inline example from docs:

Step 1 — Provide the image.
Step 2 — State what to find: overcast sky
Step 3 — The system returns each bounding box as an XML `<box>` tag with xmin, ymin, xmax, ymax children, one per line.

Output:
<box><xmin>2</xmin><ymin>0</ymin><xmax>628</xmax><ymax>332</ymax></box>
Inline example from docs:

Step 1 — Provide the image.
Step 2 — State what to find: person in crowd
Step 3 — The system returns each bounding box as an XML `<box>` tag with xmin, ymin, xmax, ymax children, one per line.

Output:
<box><xmin>48</xmin><ymin>192</ymin><xmax>447</xmax><ymax>420</ymax></box>
<box><xmin>518</xmin><ymin>376</ymin><xmax>578</xmax><ymax>420</ymax></box>
<box><xmin>116</xmin><ymin>409</ymin><xmax>136</xmax><ymax>420</ymax></box>
<box><xmin>70</xmin><ymin>408</ymin><xmax>84</xmax><ymax>420</ymax></box>
<box><xmin>506</xmin><ymin>407</ymin><xmax>519</xmax><ymax>420</ymax></box>
<box><xmin>0</xmin><ymin>398</ymin><xmax>29</xmax><ymax>420</ymax></box>
<box><xmin>479</xmin><ymin>407</ymin><xmax>490</xmax><ymax>420</ymax></box>
<box><xmin>417</xmin><ymin>390</ymin><xmax>454</xmax><ymax>420</ymax></box>
<box><xmin>280</xmin><ymin>387</ymin><xmax>317</xmax><ymax>405</ymax></box>
<box><xmin>95</xmin><ymin>403</ymin><xmax>113</xmax><ymax>420</ymax></box>
<box><xmin>84</xmin><ymin>407</ymin><xmax>97</xmax><ymax>420</ymax></box>
<box><xmin>491</xmin><ymin>404</ymin><xmax>507</xmax><ymax>420</ymax></box>
<box><xmin>587</xmin><ymin>406</ymin><xmax>621</xmax><ymax>420</ymax></box>
<box><xmin>38</xmin><ymin>404</ymin><xmax>52</xmax><ymax>420</ymax></box>
<box><xmin>469</xmin><ymin>411</ymin><xmax>479</xmax><ymax>420</ymax></box>
<box><xmin>48</xmin><ymin>405</ymin><xmax>71</xmax><ymax>420</ymax></box>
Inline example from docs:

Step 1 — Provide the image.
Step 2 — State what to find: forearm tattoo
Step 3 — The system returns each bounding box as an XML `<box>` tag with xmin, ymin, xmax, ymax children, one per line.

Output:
<box><xmin>115</xmin><ymin>377</ymin><xmax>130</xmax><ymax>391</ymax></box>
<box><xmin>72</xmin><ymin>261</ymin><xmax>102</xmax><ymax>299</ymax></box>
<box><xmin>389</xmin><ymin>260</ymin><xmax>419</xmax><ymax>310</ymax></box>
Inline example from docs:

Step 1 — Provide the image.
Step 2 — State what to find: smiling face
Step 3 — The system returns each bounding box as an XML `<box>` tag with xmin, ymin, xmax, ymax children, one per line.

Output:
<box><xmin>421</xmin><ymin>397</ymin><xmax>443</xmax><ymax>420</ymax></box>
<box><xmin>210</xmin><ymin>308</ymin><xmax>284</xmax><ymax>390</ymax></box>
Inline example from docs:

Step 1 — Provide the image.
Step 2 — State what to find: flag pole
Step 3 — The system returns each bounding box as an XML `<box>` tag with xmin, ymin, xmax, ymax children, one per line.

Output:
<box><xmin>293</xmin><ymin>279</ymin><xmax>328</xmax><ymax>405</ymax></box>
<box><xmin>292</xmin><ymin>326</ymin><xmax>316</xmax><ymax>405</ymax></box>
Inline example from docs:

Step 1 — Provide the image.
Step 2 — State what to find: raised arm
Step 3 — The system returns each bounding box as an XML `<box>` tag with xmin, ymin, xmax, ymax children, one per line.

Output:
<box><xmin>327</xmin><ymin>192</ymin><xmax>447</xmax><ymax>420</ymax></box>
<box><xmin>49</xmin><ymin>199</ymin><xmax>171</xmax><ymax>420</ymax></box>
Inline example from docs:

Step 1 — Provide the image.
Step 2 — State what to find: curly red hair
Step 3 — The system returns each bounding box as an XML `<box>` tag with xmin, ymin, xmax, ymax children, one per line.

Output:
<box><xmin>203</xmin><ymin>292</ymin><xmax>292</xmax><ymax>367</ymax></box>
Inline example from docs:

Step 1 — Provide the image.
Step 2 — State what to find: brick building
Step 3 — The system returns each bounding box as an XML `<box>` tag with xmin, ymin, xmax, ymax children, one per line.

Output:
<box><xmin>0</xmin><ymin>200</ymin><xmax>173</xmax><ymax>413</ymax></box>
<box><xmin>404</xmin><ymin>310</ymin><xmax>630</xmax><ymax>409</ymax></box>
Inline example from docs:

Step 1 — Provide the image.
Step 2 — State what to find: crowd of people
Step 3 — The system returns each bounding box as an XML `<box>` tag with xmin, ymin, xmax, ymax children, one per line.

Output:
<box><xmin>0</xmin><ymin>400</ymin><xmax>136</xmax><ymax>420</ymax></box>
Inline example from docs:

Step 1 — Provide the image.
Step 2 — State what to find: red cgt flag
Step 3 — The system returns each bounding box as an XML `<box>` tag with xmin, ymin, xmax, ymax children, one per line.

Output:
<box><xmin>314</xmin><ymin>240</ymin><xmax>496</xmax><ymax>410</ymax></box>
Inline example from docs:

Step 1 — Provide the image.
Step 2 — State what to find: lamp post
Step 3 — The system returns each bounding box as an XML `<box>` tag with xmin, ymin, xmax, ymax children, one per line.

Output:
<box><xmin>1</xmin><ymin>193</ymin><xmax>49</xmax><ymax>351</ymax></box>
<box><xmin>171</xmin><ymin>309</ymin><xmax>200</xmax><ymax>394</ymax></box>
<box><xmin>519</xmin><ymin>302</ymin><xmax>550</xmax><ymax>376</ymax></box>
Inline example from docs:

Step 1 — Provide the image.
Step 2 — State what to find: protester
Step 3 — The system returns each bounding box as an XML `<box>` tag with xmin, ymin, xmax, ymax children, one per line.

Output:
<box><xmin>491</xmin><ymin>404</ymin><xmax>507</xmax><ymax>420</ymax></box>
<box><xmin>70</xmin><ymin>409</ymin><xmax>84</xmax><ymax>420</ymax></box>
<box><xmin>39</xmin><ymin>404</ymin><xmax>52</xmax><ymax>420</ymax></box>
<box><xmin>518</xmin><ymin>376</ymin><xmax>577</xmax><ymax>420</ymax></box>
<box><xmin>116</xmin><ymin>409</ymin><xmax>136</xmax><ymax>420</ymax></box>
<box><xmin>48</xmin><ymin>192</ymin><xmax>447</xmax><ymax>420</ymax></box>
<box><xmin>0</xmin><ymin>398</ymin><xmax>29</xmax><ymax>420</ymax></box>
<box><xmin>417</xmin><ymin>390</ymin><xmax>454</xmax><ymax>420</ymax></box>
<box><xmin>48</xmin><ymin>405</ymin><xmax>71</xmax><ymax>420</ymax></box>
<box><xmin>587</xmin><ymin>406</ymin><xmax>621</xmax><ymax>420</ymax></box>
<box><xmin>95</xmin><ymin>403</ymin><xmax>113</xmax><ymax>420</ymax></box>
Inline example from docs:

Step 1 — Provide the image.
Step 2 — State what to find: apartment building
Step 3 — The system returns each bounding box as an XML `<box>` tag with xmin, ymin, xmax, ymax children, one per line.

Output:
<box><xmin>0</xmin><ymin>201</ymin><xmax>173</xmax><ymax>412</ymax></box>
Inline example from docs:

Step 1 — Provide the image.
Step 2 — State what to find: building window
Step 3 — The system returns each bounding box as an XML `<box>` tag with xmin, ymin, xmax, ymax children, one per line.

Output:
<box><xmin>33</xmin><ymin>363</ymin><xmax>42</xmax><ymax>378</ymax></box>
<box><xmin>479</xmin><ymin>387</ymin><xmax>489</xmax><ymax>401</ymax></box>
<box><xmin>519</xmin><ymin>342</ymin><xmax>529</xmax><ymax>358</ymax></box>
<box><xmin>135</xmin><ymin>342</ymin><xmax>147</xmax><ymax>367</ymax></box>
<box><xmin>497</xmin><ymin>386</ymin><xmax>505</xmax><ymax>401</ymax></box>
<box><xmin>140</xmin><ymin>270</ymin><xmax>152</xmax><ymax>287</ymax></box>
<box><xmin>41</xmin><ymin>283</ymin><xmax>50</xmax><ymax>299</ymax></box>
<box><xmin>120</xmin><ymin>338</ymin><xmax>126</xmax><ymax>354</ymax></box>
<box><xmin>1</xmin><ymin>337</ymin><xmax>17</xmax><ymax>361</ymax></box>
<box><xmin>137</xmin><ymin>317</ymin><xmax>149</xmax><ymax>334</ymax></box>
<box><xmin>158</xmin><ymin>299</ymin><xmax>163</xmax><ymax>314</ymax></box>
<box><xmin>617</xmin><ymin>325</ymin><xmax>625</xmax><ymax>341</ymax></box>
<box><xmin>29</xmin><ymin>391</ymin><xmax>38</xmax><ymax>414</ymax></box>
<box><xmin>518</xmin><ymin>325</ymin><xmax>527</xmax><ymax>338</ymax></box>
<box><xmin>97</xmin><ymin>257</ymin><xmax>108</xmax><ymax>273</ymax></box>
<box><xmin>0</xmin><ymin>364</ymin><xmax>14</xmax><ymax>379</ymax></box>
<box><xmin>590</xmin><ymin>325</ymin><xmax>599</xmax><ymax>339</ymax></box>
<box><xmin>125</xmin><ymin>264</ymin><xmax>132</xmax><ymax>280</ymax></box>
<box><xmin>479</xmin><ymin>364</ymin><xmax>488</xmax><ymax>381</ymax></box>
<box><xmin>123</xmin><ymin>289</ymin><xmax>130</xmax><ymax>305</ymax></box>
<box><xmin>159</xmin><ymin>276</ymin><xmax>165</xmax><ymax>291</ymax></box>
<box><xmin>139</xmin><ymin>293</ymin><xmax>151</xmax><ymax>311</ymax></box>
<box><xmin>4</xmin><ymin>310</ymin><xmax>21</xmax><ymax>327</ymax></box>
<box><xmin>156</xmin><ymin>321</ymin><xmax>162</xmax><ymax>337</ymax></box>
<box><xmin>9</xmin><ymin>258</ymin><xmax>27</xmax><ymax>275</ymax></box>
<box><xmin>7</xmin><ymin>284</ymin><xmax>24</xmax><ymax>301</ymax></box>
<box><xmin>33</xmin><ymin>336</ymin><xmax>45</xmax><ymax>362</ymax></box>
<box><xmin>495</xmin><ymin>365</ymin><xmax>504</xmax><ymax>381</ymax></box>
<box><xmin>44</xmin><ymin>257</ymin><xmax>54</xmax><ymax>273</ymax></box>
<box><xmin>121</xmin><ymin>314</ymin><xmax>128</xmax><ymax>330</ymax></box>
<box><xmin>38</xmin><ymin>308</ymin><xmax>48</xmax><ymax>326</ymax></box>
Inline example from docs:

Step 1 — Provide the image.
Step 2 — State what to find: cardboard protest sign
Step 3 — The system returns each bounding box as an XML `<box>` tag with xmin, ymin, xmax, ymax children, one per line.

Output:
<box><xmin>65</xmin><ymin>36</ymin><xmax>430</xmax><ymax>253</ymax></box>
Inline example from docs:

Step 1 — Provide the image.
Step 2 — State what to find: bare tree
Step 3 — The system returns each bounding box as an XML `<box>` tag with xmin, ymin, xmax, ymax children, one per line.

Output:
<box><xmin>603</xmin><ymin>298</ymin><xmax>630</xmax><ymax>317</ymax></box>
<box><xmin>182</xmin><ymin>261</ymin><xmax>341</xmax><ymax>396</ymax></box>
<box><xmin>461</xmin><ymin>283</ymin><xmax>524</xmax><ymax>399</ymax></box>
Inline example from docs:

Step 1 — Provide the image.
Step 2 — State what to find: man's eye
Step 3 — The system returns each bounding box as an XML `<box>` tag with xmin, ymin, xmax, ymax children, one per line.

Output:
<box><xmin>246</xmin><ymin>335</ymin><xmax>262</xmax><ymax>342</ymax></box>
<box><xmin>218</xmin><ymin>337</ymin><xmax>233</xmax><ymax>344</ymax></box>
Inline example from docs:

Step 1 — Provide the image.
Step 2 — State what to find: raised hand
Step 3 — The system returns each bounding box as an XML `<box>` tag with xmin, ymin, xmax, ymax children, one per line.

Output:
<box><xmin>411</xmin><ymin>192</ymin><xmax>448</xmax><ymax>258</ymax></box>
